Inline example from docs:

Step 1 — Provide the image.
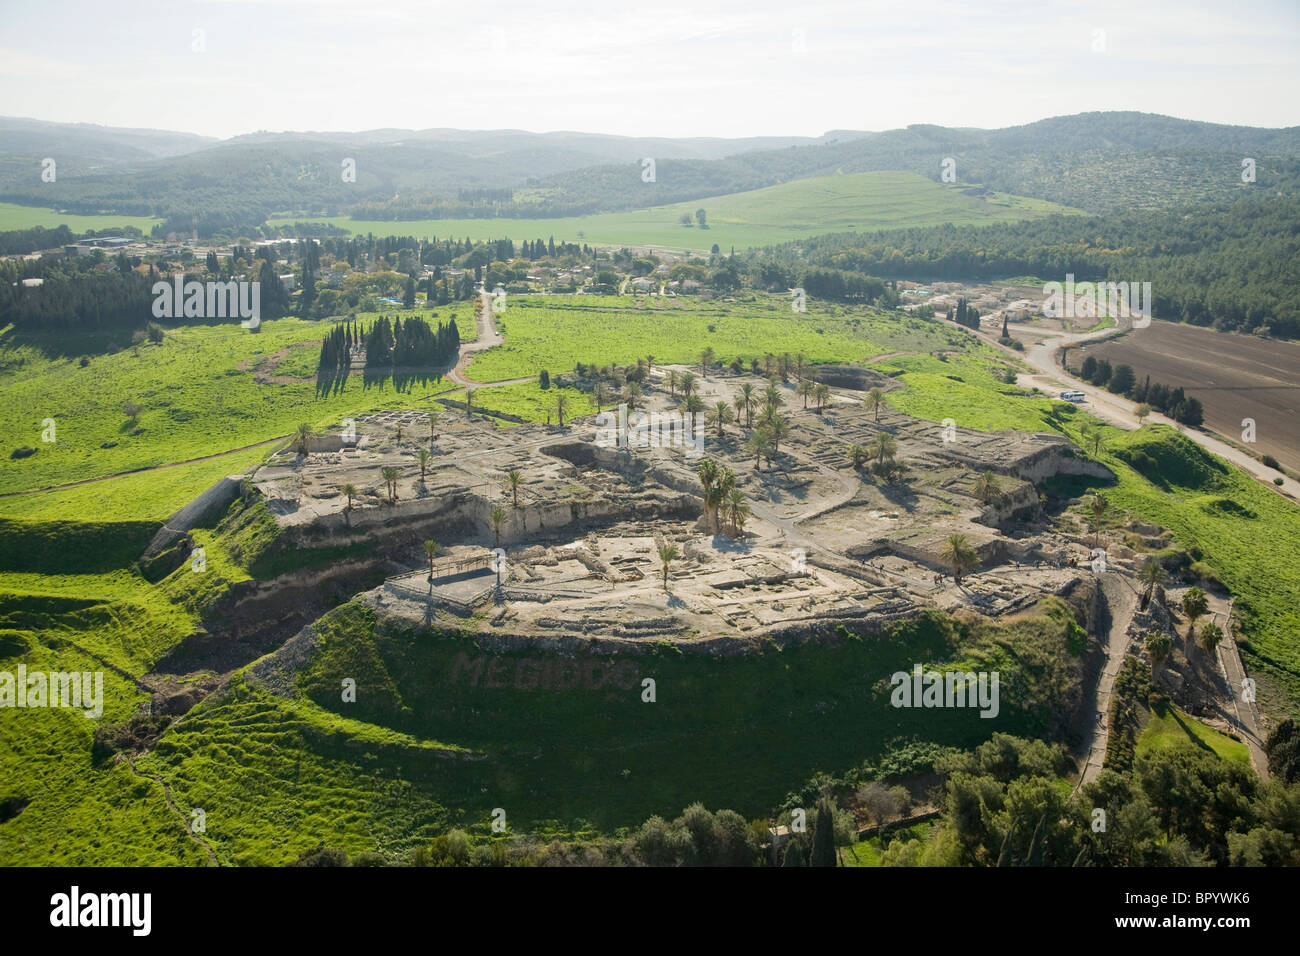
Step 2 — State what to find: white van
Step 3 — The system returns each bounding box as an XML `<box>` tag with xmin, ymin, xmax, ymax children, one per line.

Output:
<box><xmin>1059</xmin><ymin>390</ymin><xmax>1086</xmax><ymax>403</ymax></box>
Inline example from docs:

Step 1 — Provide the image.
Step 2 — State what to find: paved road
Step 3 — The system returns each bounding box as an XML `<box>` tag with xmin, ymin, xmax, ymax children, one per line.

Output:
<box><xmin>1000</xmin><ymin>320</ymin><xmax>1299</xmax><ymax>502</ymax></box>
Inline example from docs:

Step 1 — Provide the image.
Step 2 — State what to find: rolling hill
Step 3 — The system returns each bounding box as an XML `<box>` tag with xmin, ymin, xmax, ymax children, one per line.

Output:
<box><xmin>272</xmin><ymin>171</ymin><xmax>1082</xmax><ymax>250</ymax></box>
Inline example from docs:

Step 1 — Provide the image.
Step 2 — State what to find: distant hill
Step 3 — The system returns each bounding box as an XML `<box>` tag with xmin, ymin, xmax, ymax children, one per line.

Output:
<box><xmin>309</xmin><ymin>170</ymin><xmax>1082</xmax><ymax>251</ymax></box>
<box><xmin>1</xmin><ymin>112</ymin><xmax>1296</xmax><ymax>236</ymax></box>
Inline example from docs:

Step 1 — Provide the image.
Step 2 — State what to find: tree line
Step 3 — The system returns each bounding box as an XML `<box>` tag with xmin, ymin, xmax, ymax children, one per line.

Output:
<box><xmin>755</xmin><ymin>197</ymin><xmax>1300</xmax><ymax>338</ymax></box>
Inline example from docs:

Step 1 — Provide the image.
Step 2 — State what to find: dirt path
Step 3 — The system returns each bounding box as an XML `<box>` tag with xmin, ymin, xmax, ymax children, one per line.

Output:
<box><xmin>1075</xmin><ymin>574</ymin><xmax>1140</xmax><ymax>786</ymax></box>
<box><xmin>447</xmin><ymin>291</ymin><xmax>506</xmax><ymax>387</ymax></box>
<box><xmin>125</xmin><ymin>754</ymin><xmax>219</xmax><ymax>866</ymax></box>
<box><xmin>0</xmin><ymin>435</ymin><xmax>286</xmax><ymax>500</ymax></box>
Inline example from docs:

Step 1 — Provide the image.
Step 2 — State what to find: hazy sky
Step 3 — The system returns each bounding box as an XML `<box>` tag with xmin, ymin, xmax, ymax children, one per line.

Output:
<box><xmin>1</xmin><ymin>0</ymin><xmax>1297</xmax><ymax>139</ymax></box>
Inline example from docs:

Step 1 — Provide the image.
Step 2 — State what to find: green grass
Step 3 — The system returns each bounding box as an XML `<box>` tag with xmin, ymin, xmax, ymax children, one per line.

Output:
<box><xmin>0</xmin><ymin>566</ymin><xmax>211</xmax><ymax>864</ymax></box>
<box><xmin>1043</xmin><ymin>424</ymin><xmax>1300</xmax><ymax>710</ymax></box>
<box><xmin>873</xmin><ymin>352</ymin><xmax>1056</xmax><ymax>433</ymax></box>
<box><xmin>471</xmin><ymin>294</ymin><xmax>972</xmax><ymax>384</ymax></box>
<box><xmin>0</xmin><ymin>445</ymin><xmax>273</xmax><ymax>522</ymax></box>
<box><xmin>1137</xmin><ymin>703</ymin><xmax>1251</xmax><ymax>765</ymax></box>
<box><xmin>842</xmin><ymin>821</ymin><xmax>935</xmax><ymax>866</ymax></box>
<box><xmin>269</xmin><ymin>172</ymin><xmax>1081</xmax><ymax>251</ymax></box>
<box><xmin>0</xmin><ymin>313</ymin><xmax>457</xmax><ymax>505</ymax></box>
<box><xmin>0</xmin><ymin>201</ymin><xmax>160</xmax><ymax>234</ymax></box>
<box><xmin>458</xmin><ymin>382</ymin><xmax>588</xmax><ymax>426</ymax></box>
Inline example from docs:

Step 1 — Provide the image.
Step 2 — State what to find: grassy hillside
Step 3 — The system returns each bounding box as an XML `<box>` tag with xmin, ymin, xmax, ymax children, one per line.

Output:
<box><xmin>1032</xmin><ymin>425</ymin><xmax>1300</xmax><ymax>711</ymax></box>
<box><xmin>272</xmin><ymin>172</ymin><xmax>1080</xmax><ymax>251</ymax></box>
<box><xmin>0</xmin><ymin>310</ymin><xmax>463</xmax><ymax>502</ymax></box>
<box><xmin>124</xmin><ymin>597</ymin><xmax>1087</xmax><ymax>864</ymax></box>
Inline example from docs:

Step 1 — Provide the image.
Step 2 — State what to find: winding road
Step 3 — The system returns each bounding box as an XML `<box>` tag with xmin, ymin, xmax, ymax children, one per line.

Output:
<box><xmin>1003</xmin><ymin>319</ymin><xmax>1298</xmax><ymax>501</ymax></box>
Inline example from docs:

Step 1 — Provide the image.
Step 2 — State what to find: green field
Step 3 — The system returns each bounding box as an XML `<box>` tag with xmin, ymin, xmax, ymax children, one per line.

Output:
<box><xmin>470</xmin><ymin>293</ymin><xmax>977</xmax><ymax>383</ymax></box>
<box><xmin>0</xmin><ymin>201</ymin><xmax>160</xmax><ymax>235</ymax></box>
<box><xmin>270</xmin><ymin>172</ymin><xmax>1081</xmax><ymax>251</ymax></box>
<box><xmin>0</xmin><ymin>309</ymin><xmax>464</xmax><ymax>506</ymax></box>
<box><xmin>1137</xmin><ymin>703</ymin><xmax>1251</xmax><ymax>765</ymax></box>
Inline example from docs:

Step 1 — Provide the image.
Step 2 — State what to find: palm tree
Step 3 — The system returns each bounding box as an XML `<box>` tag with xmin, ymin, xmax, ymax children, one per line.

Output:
<box><xmin>591</xmin><ymin>383</ymin><xmax>612</xmax><ymax>413</ymax></box>
<box><xmin>624</xmin><ymin>382</ymin><xmax>642</xmax><ymax>409</ymax></box>
<box><xmin>762</xmin><ymin>353</ymin><xmax>776</xmax><ymax>377</ymax></box>
<box><xmin>866</xmin><ymin>388</ymin><xmax>885</xmax><ymax>422</ymax></box>
<box><xmin>764</xmin><ymin>382</ymin><xmax>783</xmax><ymax>409</ymax></box>
<box><xmin>1087</xmin><ymin>493</ymin><xmax>1109</xmax><ymax>546</ymax></box>
<box><xmin>940</xmin><ymin>534</ymin><xmax>980</xmax><ymax>586</ymax></box>
<box><xmin>868</xmin><ymin>432</ymin><xmax>898</xmax><ymax>467</ymax></box>
<box><xmin>972</xmin><ymin>470</ymin><xmax>1003</xmax><ymax>504</ymax></box>
<box><xmin>814</xmin><ymin>383</ymin><xmax>832</xmax><ymax>411</ymax></box>
<box><xmin>381</xmin><ymin>466</ymin><xmax>401</xmax><ymax>504</ymax></box>
<box><xmin>466</xmin><ymin>388</ymin><xmax>476</xmax><ymax>417</ymax></box>
<box><xmin>416</xmin><ymin>448</ymin><xmax>432</xmax><ymax>480</ymax></box>
<box><xmin>395</xmin><ymin>423</ymin><xmax>404</xmax><ymax>444</ymax></box>
<box><xmin>798</xmin><ymin>379</ymin><xmax>815</xmax><ymax>408</ymax></box>
<box><xmin>555</xmin><ymin>393</ymin><xmax>569</xmax><ymax>426</ymax></box>
<box><xmin>700</xmin><ymin>347</ymin><xmax>715</xmax><ymax>373</ymax></box>
<box><xmin>704</xmin><ymin>484</ymin><xmax>725</xmax><ymax>533</ymax></box>
<box><xmin>726</xmin><ymin>488</ymin><xmax>750</xmax><ymax>536</ymax></box>
<box><xmin>846</xmin><ymin>444</ymin><xmax>870</xmax><ymax>469</ymax></box>
<box><xmin>681</xmin><ymin>393</ymin><xmax>705</xmax><ymax>433</ymax></box>
<box><xmin>737</xmin><ymin>383</ymin><xmax>757</xmax><ymax>427</ymax></box>
<box><xmin>667</xmin><ymin>369</ymin><xmax>679</xmax><ymax>397</ymax></box>
<box><xmin>779</xmin><ymin>353</ymin><xmax>793</xmax><ymax>381</ymax></box>
<box><xmin>490</xmin><ymin>505</ymin><xmax>507</xmax><ymax>547</ymax></box>
<box><xmin>1145</xmin><ymin>631</ymin><xmax>1172</xmax><ymax>669</ymax></box>
<box><xmin>680</xmin><ymin>371</ymin><xmax>697</xmax><ymax>397</ymax></box>
<box><xmin>646</xmin><ymin>354</ymin><xmax>654</xmax><ymax>376</ymax></box>
<box><xmin>505</xmin><ymin>468</ymin><xmax>523</xmax><ymax>508</ymax></box>
<box><xmin>746</xmin><ymin>428</ymin><xmax>773</xmax><ymax>470</ymax></box>
<box><xmin>718</xmin><ymin>466</ymin><xmax>736</xmax><ymax>497</ymax></box>
<box><xmin>423</xmin><ymin>539</ymin><xmax>442</xmax><ymax>580</ymax></box>
<box><xmin>697</xmin><ymin>459</ymin><xmax>719</xmax><ymax>527</ymax></box>
<box><xmin>657</xmin><ymin>543</ymin><xmax>679</xmax><ymax>590</ymax></box>
<box><xmin>1197</xmin><ymin>622</ymin><xmax>1224</xmax><ymax>657</ymax></box>
<box><xmin>341</xmin><ymin>483</ymin><xmax>359</xmax><ymax>514</ymax></box>
<box><xmin>1139</xmin><ymin>558</ymin><xmax>1168</xmax><ymax>610</ymax></box>
<box><xmin>1181</xmin><ymin>586</ymin><xmax>1209</xmax><ymax>643</ymax></box>
<box><xmin>707</xmin><ymin>401</ymin><xmax>733</xmax><ymax>437</ymax></box>
<box><xmin>795</xmin><ymin>354</ymin><xmax>806</xmax><ymax>379</ymax></box>
<box><xmin>427</xmin><ymin>408</ymin><xmax>439</xmax><ymax>444</ymax></box>
<box><xmin>292</xmin><ymin>422</ymin><xmax>315</xmax><ymax>455</ymax></box>
<box><xmin>771</xmin><ymin>413</ymin><xmax>792</xmax><ymax>453</ymax></box>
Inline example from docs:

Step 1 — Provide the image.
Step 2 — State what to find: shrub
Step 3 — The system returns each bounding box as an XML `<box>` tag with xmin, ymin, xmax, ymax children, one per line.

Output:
<box><xmin>1274</xmin><ymin>477</ymin><xmax>1285</xmax><ymax>486</ymax></box>
<box><xmin>538</xmin><ymin>369</ymin><xmax>550</xmax><ymax>389</ymax></box>
<box><xmin>293</xmin><ymin>844</ymin><xmax>349</xmax><ymax>867</ymax></box>
<box><xmin>78</xmin><ymin>355</ymin><xmax>90</xmax><ymax>367</ymax></box>
<box><xmin>10</xmin><ymin>446</ymin><xmax>36</xmax><ymax>459</ymax></box>
<box><xmin>1261</xmin><ymin>454</ymin><xmax>1280</xmax><ymax>470</ymax></box>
